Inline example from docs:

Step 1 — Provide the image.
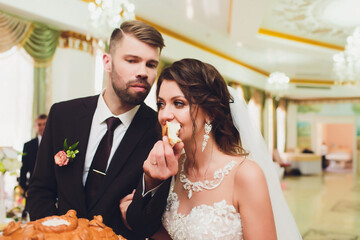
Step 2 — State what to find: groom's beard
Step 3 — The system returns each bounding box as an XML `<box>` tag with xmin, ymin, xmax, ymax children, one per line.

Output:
<box><xmin>111</xmin><ymin>70</ymin><xmax>151</xmax><ymax>106</ymax></box>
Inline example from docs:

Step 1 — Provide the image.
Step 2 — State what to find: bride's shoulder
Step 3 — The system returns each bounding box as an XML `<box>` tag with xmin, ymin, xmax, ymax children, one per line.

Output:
<box><xmin>233</xmin><ymin>157</ymin><xmax>267</xmax><ymax>188</ymax></box>
<box><xmin>233</xmin><ymin>158</ymin><xmax>269</xmax><ymax>207</ymax></box>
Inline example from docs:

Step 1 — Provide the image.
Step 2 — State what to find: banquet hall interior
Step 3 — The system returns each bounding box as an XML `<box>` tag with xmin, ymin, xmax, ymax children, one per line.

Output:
<box><xmin>0</xmin><ymin>0</ymin><xmax>360</xmax><ymax>239</ymax></box>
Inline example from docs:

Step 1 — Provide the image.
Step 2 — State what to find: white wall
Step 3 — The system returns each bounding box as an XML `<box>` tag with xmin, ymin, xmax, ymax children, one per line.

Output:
<box><xmin>161</xmin><ymin>34</ymin><xmax>268</xmax><ymax>88</ymax></box>
<box><xmin>0</xmin><ymin>0</ymin><xmax>269</xmax><ymax>94</ymax></box>
<box><xmin>51</xmin><ymin>48</ymin><xmax>98</xmax><ymax>104</ymax></box>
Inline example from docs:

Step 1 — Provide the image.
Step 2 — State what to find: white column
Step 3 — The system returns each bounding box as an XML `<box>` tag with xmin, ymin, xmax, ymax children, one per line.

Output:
<box><xmin>286</xmin><ymin>102</ymin><xmax>298</xmax><ymax>152</ymax></box>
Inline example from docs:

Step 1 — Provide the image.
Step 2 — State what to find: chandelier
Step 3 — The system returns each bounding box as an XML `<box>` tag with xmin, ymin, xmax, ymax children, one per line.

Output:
<box><xmin>333</xmin><ymin>27</ymin><xmax>360</xmax><ymax>86</ymax></box>
<box><xmin>267</xmin><ymin>72</ymin><xmax>290</xmax><ymax>96</ymax></box>
<box><xmin>87</xmin><ymin>0</ymin><xmax>135</xmax><ymax>40</ymax></box>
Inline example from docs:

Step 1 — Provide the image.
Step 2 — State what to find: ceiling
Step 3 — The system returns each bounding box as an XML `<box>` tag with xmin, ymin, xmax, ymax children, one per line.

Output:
<box><xmin>1</xmin><ymin>0</ymin><xmax>360</xmax><ymax>99</ymax></box>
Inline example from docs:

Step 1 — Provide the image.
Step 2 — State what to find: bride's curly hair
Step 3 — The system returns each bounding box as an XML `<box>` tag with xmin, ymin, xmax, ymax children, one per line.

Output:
<box><xmin>156</xmin><ymin>58</ymin><xmax>247</xmax><ymax>156</ymax></box>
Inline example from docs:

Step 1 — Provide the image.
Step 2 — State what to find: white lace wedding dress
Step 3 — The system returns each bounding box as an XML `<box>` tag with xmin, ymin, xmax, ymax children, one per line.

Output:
<box><xmin>161</xmin><ymin>86</ymin><xmax>303</xmax><ymax>240</ymax></box>
<box><xmin>162</xmin><ymin>160</ymin><xmax>244</xmax><ymax>240</ymax></box>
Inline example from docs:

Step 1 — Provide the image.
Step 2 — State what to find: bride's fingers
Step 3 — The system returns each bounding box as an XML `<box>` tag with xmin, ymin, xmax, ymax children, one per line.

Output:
<box><xmin>154</xmin><ymin>141</ymin><xmax>166</xmax><ymax>170</ymax></box>
<box><xmin>163</xmin><ymin>136</ymin><xmax>179</xmax><ymax>175</ymax></box>
<box><xmin>119</xmin><ymin>192</ymin><xmax>134</xmax><ymax>231</ymax></box>
<box><xmin>144</xmin><ymin>141</ymin><xmax>162</xmax><ymax>174</ymax></box>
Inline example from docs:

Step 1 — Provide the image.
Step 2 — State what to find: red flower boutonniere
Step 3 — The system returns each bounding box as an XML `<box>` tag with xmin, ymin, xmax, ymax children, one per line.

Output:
<box><xmin>54</xmin><ymin>139</ymin><xmax>79</xmax><ymax>167</ymax></box>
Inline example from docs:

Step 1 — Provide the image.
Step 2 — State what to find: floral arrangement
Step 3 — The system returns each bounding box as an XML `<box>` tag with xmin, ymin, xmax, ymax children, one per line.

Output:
<box><xmin>0</xmin><ymin>147</ymin><xmax>22</xmax><ymax>174</ymax></box>
<box><xmin>54</xmin><ymin>139</ymin><xmax>79</xmax><ymax>167</ymax></box>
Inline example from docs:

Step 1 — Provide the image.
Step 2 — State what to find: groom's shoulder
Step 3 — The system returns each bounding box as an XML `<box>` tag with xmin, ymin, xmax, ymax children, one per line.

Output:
<box><xmin>140</xmin><ymin>103</ymin><xmax>157</xmax><ymax>118</ymax></box>
<box><xmin>50</xmin><ymin>95</ymin><xmax>99</xmax><ymax>113</ymax></box>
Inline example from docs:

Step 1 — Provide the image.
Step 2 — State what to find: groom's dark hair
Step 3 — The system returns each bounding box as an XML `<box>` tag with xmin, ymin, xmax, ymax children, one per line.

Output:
<box><xmin>109</xmin><ymin>20</ymin><xmax>165</xmax><ymax>55</ymax></box>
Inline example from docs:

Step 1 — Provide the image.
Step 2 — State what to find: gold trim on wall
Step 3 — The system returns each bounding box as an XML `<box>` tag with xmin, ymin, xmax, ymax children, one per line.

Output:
<box><xmin>135</xmin><ymin>16</ymin><xmax>269</xmax><ymax>77</ymax></box>
<box><xmin>258</xmin><ymin>28</ymin><xmax>344</xmax><ymax>51</ymax></box>
<box><xmin>291</xmin><ymin>97</ymin><xmax>360</xmax><ymax>104</ymax></box>
<box><xmin>59</xmin><ymin>31</ymin><xmax>98</xmax><ymax>54</ymax></box>
<box><xmin>136</xmin><ymin>17</ymin><xmax>339</xmax><ymax>86</ymax></box>
<box><xmin>78</xmin><ymin>1</ymin><xmax>338</xmax><ymax>86</ymax></box>
<box><xmin>290</xmin><ymin>79</ymin><xmax>335</xmax><ymax>85</ymax></box>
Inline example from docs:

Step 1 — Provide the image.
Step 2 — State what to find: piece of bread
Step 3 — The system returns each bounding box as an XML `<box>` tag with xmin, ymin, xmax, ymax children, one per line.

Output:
<box><xmin>0</xmin><ymin>210</ymin><xmax>126</xmax><ymax>240</ymax></box>
<box><xmin>162</xmin><ymin>121</ymin><xmax>182</xmax><ymax>147</ymax></box>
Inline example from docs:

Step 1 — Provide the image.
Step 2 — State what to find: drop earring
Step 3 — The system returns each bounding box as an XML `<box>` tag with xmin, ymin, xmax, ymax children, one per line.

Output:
<box><xmin>202</xmin><ymin>120</ymin><xmax>212</xmax><ymax>152</ymax></box>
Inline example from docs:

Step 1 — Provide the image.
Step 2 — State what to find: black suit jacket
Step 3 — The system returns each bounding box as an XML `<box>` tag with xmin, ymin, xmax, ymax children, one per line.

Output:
<box><xmin>20</xmin><ymin>137</ymin><xmax>38</xmax><ymax>192</ymax></box>
<box><xmin>27</xmin><ymin>95</ymin><xmax>161</xmax><ymax>239</ymax></box>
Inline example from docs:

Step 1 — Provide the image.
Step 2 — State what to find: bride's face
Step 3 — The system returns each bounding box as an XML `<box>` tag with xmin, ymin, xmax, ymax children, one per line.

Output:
<box><xmin>157</xmin><ymin>80</ymin><xmax>205</xmax><ymax>144</ymax></box>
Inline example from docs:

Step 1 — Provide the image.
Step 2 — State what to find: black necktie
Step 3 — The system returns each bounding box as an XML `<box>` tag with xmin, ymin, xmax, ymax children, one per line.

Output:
<box><xmin>85</xmin><ymin>117</ymin><xmax>121</xmax><ymax>204</ymax></box>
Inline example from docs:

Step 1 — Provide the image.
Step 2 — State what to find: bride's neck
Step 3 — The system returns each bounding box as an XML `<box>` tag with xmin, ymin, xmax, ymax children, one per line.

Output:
<box><xmin>184</xmin><ymin>138</ymin><xmax>221</xmax><ymax>177</ymax></box>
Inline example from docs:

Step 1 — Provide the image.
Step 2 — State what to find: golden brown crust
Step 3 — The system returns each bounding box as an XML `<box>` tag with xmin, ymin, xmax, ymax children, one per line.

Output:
<box><xmin>162</xmin><ymin>121</ymin><xmax>181</xmax><ymax>147</ymax></box>
<box><xmin>2</xmin><ymin>222</ymin><xmax>21</xmax><ymax>236</ymax></box>
<box><xmin>0</xmin><ymin>210</ymin><xmax>124</xmax><ymax>240</ymax></box>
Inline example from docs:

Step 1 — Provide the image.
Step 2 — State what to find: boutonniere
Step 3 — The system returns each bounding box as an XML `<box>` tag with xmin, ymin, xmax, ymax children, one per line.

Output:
<box><xmin>54</xmin><ymin>139</ymin><xmax>79</xmax><ymax>167</ymax></box>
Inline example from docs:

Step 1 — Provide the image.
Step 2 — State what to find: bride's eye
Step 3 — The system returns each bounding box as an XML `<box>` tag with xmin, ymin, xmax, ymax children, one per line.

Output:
<box><xmin>156</xmin><ymin>101</ymin><xmax>165</xmax><ymax>110</ymax></box>
<box><xmin>174</xmin><ymin>101</ymin><xmax>185</xmax><ymax>108</ymax></box>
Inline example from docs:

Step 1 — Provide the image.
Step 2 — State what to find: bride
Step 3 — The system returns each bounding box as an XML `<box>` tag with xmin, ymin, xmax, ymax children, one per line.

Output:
<box><xmin>123</xmin><ymin>58</ymin><xmax>302</xmax><ymax>239</ymax></box>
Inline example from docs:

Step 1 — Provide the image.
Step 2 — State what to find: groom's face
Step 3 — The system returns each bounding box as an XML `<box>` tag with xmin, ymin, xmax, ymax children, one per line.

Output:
<box><xmin>105</xmin><ymin>34</ymin><xmax>160</xmax><ymax>106</ymax></box>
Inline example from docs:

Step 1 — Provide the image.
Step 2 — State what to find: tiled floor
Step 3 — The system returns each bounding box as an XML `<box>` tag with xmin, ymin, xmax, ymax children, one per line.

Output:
<box><xmin>282</xmin><ymin>170</ymin><xmax>360</xmax><ymax>239</ymax></box>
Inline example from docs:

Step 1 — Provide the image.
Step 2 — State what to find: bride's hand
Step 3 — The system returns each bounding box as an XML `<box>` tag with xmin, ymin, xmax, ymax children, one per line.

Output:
<box><xmin>119</xmin><ymin>190</ymin><xmax>135</xmax><ymax>230</ymax></box>
<box><xmin>143</xmin><ymin>136</ymin><xmax>184</xmax><ymax>191</ymax></box>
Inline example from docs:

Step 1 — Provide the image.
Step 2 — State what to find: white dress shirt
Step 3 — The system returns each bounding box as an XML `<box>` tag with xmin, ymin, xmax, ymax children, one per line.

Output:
<box><xmin>82</xmin><ymin>91</ymin><xmax>140</xmax><ymax>185</ymax></box>
<box><xmin>37</xmin><ymin>135</ymin><xmax>42</xmax><ymax>146</ymax></box>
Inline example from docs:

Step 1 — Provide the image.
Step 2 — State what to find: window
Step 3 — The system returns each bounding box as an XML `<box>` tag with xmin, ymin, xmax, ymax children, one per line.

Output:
<box><xmin>0</xmin><ymin>46</ymin><xmax>34</xmax><ymax>151</ymax></box>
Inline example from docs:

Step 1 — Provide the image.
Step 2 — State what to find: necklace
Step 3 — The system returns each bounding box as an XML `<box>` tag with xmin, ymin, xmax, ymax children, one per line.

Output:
<box><xmin>179</xmin><ymin>155</ymin><xmax>237</xmax><ymax>199</ymax></box>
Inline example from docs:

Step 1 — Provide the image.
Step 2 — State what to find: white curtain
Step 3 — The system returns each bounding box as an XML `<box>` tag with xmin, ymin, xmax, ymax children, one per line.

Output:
<box><xmin>0</xmin><ymin>46</ymin><xmax>34</xmax><ymax>152</ymax></box>
<box><xmin>248</xmin><ymin>99</ymin><xmax>261</xmax><ymax>132</ymax></box>
<box><xmin>276</xmin><ymin>107</ymin><xmax>286</xmax><ymax>153</ymax></box>
<box><xmin>264</xmin><ymin>98</ymin><xmax>274</xmax><ymax>153</ymax></box>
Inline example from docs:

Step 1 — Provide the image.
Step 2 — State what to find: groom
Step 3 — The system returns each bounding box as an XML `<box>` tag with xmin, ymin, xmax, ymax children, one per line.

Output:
<box><xmin>27</xmin><ymin>20</ymin><xmax>165</xmax><ymax>239</ymax></box>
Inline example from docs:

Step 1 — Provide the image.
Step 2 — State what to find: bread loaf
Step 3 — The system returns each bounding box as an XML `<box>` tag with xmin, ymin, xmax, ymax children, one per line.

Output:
<box><xmin>0</xmin><ymin>210</ymin><xmax>125</xmax><ymax>240</ymax></box>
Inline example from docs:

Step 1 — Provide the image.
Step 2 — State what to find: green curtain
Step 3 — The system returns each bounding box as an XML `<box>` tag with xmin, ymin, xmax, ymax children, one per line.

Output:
<box><xmin>158</xmin><ymin>59</ymin><xmax>172</xmax><ymax>74</ymax></box>
<box><xmin>0</xmin><ymin>11</ymin><xmax>60</xmax><ymax>129</ymax></box>
<box><xmin>242</xmin><ymin>85</ymin><xmax>252</xmax><ymax>103</ymax></box>
<box><xmin>23</xmin><ymin>23</ymin><xmax>60</xmax><ymax>65</ymax></box>
<box><xmin>32</xmin><ymin>68</ymin><xmax>47</xmax><ymax>124</ymax></box>
<box><xmin>22</xmin><ymin>22</ymin><xmax>60</xmax><ymax>124</ymax></box>
<box><xmin>272</xmin><ymin>96</ymin><xmax>280</xmax><ymax>109</ymax></box>
<box><xmin>352</xmin><ymin>103</ymin><xmax>360</xmax><ymax>114</ymax></box>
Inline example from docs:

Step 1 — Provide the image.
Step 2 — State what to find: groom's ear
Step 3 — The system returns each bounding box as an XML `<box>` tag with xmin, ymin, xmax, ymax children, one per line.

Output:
<box><xmin>103</xmin><ymin>53</ymin><xmax>112</xmax><ymax>73</ymax></box>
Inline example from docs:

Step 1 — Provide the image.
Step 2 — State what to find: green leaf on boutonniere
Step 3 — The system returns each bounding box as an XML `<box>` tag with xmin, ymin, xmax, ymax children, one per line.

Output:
<box><xmin>64</xmin><ymin>138</ymin><xmax>69</xmax><ymax>150</ymax></box>
<box><xmin>63</xmin><ymin>138</ymin><xmax>80</xmax><ymax>161</ymax></box>
<box><xmin>69</xmin><ymin>141</ymin><xmax>79</xmax><ymax>150</ymax></box>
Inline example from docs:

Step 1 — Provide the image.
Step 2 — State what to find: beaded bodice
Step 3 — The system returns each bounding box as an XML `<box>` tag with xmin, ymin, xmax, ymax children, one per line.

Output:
<box><xmin>162</xmin><ymin>177</ymin><xmax>243</xmax><ymax>240</ymax></box>
<box><xmin>179</xmin><ymin>156</ymin><xmax>237</xmax><ymax>199</ymax></box>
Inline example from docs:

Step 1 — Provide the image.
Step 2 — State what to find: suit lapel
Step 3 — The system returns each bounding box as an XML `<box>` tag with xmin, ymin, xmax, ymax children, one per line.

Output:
<box><xmin>34</xmin><ymin>138</ymin><xmax>39</xmax><ymax>152</ymax></box>
<box><xmin>71</xmin><ymin>96</ymin><xmax>98</xmax><ymax>212</ymax></box>
<box><xmin>32</xmin><ymin>138</ymin><xmax>39</xmax><ymax>170</ymax></box>
<box><xmin>87</xmin><ymin>104</ymin><xmax>154</xmax><ymax>210</ymax></box>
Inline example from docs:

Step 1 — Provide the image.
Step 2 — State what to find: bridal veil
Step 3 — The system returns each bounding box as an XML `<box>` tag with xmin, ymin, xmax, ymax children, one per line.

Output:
<box><xmin>228</xmin><ymin>86</ymin><xmax>302</xmax><ymax>240</ymax></box>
